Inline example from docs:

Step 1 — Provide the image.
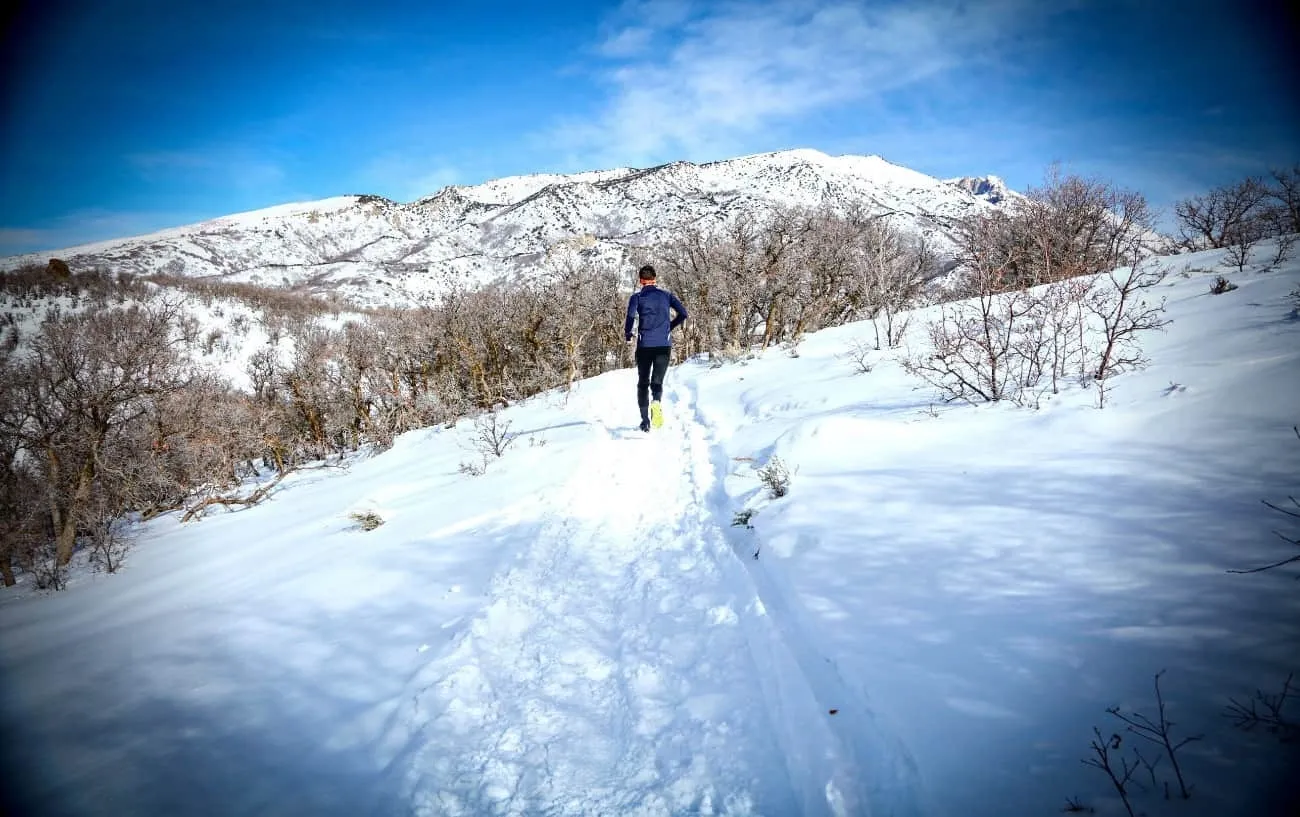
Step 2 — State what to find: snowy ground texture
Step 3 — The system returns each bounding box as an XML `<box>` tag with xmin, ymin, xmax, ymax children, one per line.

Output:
<box><xmin>3</xmin><ymin>245</ymin><xmax>1299</xmax><ymax>817</ymax></box>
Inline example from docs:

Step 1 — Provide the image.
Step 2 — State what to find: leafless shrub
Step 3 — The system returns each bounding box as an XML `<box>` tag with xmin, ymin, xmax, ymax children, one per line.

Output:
<box><xmin>1266</xmin><ymin>232</ymin><xmax>1298</xmax><ymax>268</ymax></box>
<box><xmin>854</xmin><ymin>216</ymin><xmax>932</xmax><ymax>349</ymax></box>
<box><xmin>29</xmin><ymin>540</ymin><xmax>68</xmax><ymax>591</ymax></box>
<box><xmin>348</xmin><ymin>510</ymin><xmax>384</xmax><ymax>531</ymax></box>
<box><xmin>955</xmin><ymin>166</ymin><xmax>1155</xmax><ymax>293</ymax></box>
<box><xmin>913</xmin><ymin>166</ymin><xmax>1161</xmax><ymax>407</ymax></box>
<box><xmin>202</xmin><ymin>327</ymin><xmax>225</xmax><ymax>354</ymax></box>
<box><xmin>145</xmin><ymin>272</ymin><xmax>343</xmax><ymax>321</ymax></box>
<box><xmin>1266</xmin><ymin>165</ymin><xmax>1300</xmax><ymax>236</ymax></box>
<box><xmin>1209</xmin><ymin>276</ymin><xmax>1238</xmax><ymax>295</ymax></box>
<box><xmin>908</xmin><ymin>254</ymin><xmax>1166</xmax><ymax>408</ymax></box>
<box><xmin>1175</xmin><ymin>177</ymin><xmax>1270</xmax><ymax>250</ymax></box>
<box><xmin>1222</xmin><ymin>217</ymin><xmax>1267</xmax><ymax>273</ymax></box>
<box><xmin>1087</xmin><ymin>262</ymin><xmax>1170</xmax><ymax>403</ymax></box>
<box><xmin>1176</xmin><ymin>169</ymin><xmax>1300</xmax><ymax>269</ymax></box>
<box><xmin>470</xmin><ymin>410</ymin><xmax>517</xmax><ymax>459</ymax></box>
<box><xmin>84</xmin><ymin>493</ymin><xmax>130</xmax><ymax>573</ymax></box>
<box><xmin>0</xmin><ymin>264</ymin><xmax>152</xmax><ymax>304</ymax></box>
<box><xmin>661</xmin><ymin>204</ymin><xmax>929</xmax><ymax>358</ymax></box>
<box><xmin>904</xmin><ymin>269</ymin><xmax>1041</xmax><ymax>404</ymax></box>
<box><xmin>458</xmin><ymin>457</ymin><xmax>487</xmax><ymax>477</ymax></box>
<box><xmin>841</xmin><ymin>337</ymin><xmax>876</xmax><ymax>374</ymax></box>
<box><xmin>758</xmin><ymin>455</ymin><xmax>792</xmax><ymax>499</ymax></box>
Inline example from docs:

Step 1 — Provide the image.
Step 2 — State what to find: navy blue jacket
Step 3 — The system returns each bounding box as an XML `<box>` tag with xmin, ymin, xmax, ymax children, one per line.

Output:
<box><xmin>625</xmin><ymin>285</ymin><xmax>687</xmax><ymax>348</ymax></box>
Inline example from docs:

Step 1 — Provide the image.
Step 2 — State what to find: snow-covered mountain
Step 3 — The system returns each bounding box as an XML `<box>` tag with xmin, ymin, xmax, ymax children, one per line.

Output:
<box><xmin>1</xmin><ymin>149</ymin><xmax>1012</xmax><ymax>308</ymax></box>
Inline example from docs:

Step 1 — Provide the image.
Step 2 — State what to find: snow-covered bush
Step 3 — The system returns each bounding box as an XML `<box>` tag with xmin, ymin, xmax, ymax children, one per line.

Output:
<box><xmin>758</xmin><ymin>456</ymin><xmax>792</xmax><ymax>499</ymax></box>
<box><xmin>348</xmin><ymin>510</ymin><xmax>384</xmax><ymax>531</ymax></box>
<box><xmin>1210</xmin><ymin>276</ymin><xmax>1238</xmax><ymax>295</ymax></box>
<box><xmin>471</xmin><ymin>411</ymin><xmax>516</xmax><ymax>459</ymax></box>
<box><xmin>458</xmin><ymin>457</ymin><xmax>487</xmax><ymax>477</ymax></box>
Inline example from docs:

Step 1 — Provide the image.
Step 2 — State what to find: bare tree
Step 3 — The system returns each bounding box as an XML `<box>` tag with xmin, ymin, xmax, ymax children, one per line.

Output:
<box><xmin>1221</xmin><ymin>215</ymin><xmax>1269</xmax><ymax>272</ymax></box>
<box><xmin>1175</xmin><ymin>177</ymin><xmax>1270</xmax><ymax>250</ymax></box>
<box><xmin>2</xmin><ymin>301</ymin><xmax>193</xmax><ymax>566</ymax></box>
<box><xmin>1087</xmin><ymin>261</ymin><xmax>1170</xmax><ymax>396</ymax></box>
<box><xmin>956</xmin><ymin>166</ymin><xmax>1155</xmax><ymax>292</ymax></box>
<box><xmin>904</xmin><ymin>266</ymin><xmax>1040</xmax><ymax>404</ymax></box>
<box><xmin>542</xmin><ymin>260</ymin><xmax>621</xmax><ymax>396</ymax></box>
<box><xmin>855</xmin><ymin>216</ymin><xmax>931</xmax><ymax>349</ymax></box>
<box><xmin>1267</xmin><ymin>165</ymin><xmax>1300</xmax><ymax>235</ymax></box>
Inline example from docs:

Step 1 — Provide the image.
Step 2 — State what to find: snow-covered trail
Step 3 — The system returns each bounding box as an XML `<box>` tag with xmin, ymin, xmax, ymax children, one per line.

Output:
<box><xmin>378</xmin><ymin>381</ymin><xmax>906</xmax><ymax>816</ymax></box>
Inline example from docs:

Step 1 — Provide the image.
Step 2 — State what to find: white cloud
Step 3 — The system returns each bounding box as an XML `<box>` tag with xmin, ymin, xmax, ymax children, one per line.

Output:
<box><xmin>596</xmin><ymin>25</ymin><xmax>655</xmax><ymax>58</ymax></box>
<box><xmin>557</xmin><ymin>0</ymin><xmax>1053</xmax><ymax>168</ymax></box>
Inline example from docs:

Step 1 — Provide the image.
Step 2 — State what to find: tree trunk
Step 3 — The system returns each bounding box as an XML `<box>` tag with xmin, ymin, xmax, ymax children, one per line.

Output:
<box><xmin>56</xmin><ymin>458</ymin><xmax>96</xmax><ymax>566</ymax></box>
<box><xmin>0</xmin><ymin>539</ymin><xmax>16</xmax><ymax>587</ymax></box>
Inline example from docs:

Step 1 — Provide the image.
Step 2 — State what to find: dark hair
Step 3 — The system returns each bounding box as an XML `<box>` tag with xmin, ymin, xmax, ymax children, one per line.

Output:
<box><xmin>637</xmin><ymin>264</ymin><xmax>656</xmax><ymax>281</ymax></box>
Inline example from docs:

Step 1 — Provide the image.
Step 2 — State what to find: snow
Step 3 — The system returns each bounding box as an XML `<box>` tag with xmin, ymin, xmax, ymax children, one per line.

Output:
<box><xmin>3</xmin><ymin>245</ymin><xmax>1299</xmax><ymax>816</ymax></box>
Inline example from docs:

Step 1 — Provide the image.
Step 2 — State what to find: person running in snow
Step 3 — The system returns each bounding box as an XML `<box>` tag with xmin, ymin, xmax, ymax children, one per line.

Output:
<box><xmin>625</xmin><ymin>264</ymin><xmax>688</xmax><ymax>432</ymax></box>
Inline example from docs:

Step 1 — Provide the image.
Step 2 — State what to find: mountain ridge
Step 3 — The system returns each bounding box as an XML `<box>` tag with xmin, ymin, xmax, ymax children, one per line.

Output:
<box><xmin>2</xmin><ymin>149</ymin><xmax>1014</xmax><ymax>307</ymax></box>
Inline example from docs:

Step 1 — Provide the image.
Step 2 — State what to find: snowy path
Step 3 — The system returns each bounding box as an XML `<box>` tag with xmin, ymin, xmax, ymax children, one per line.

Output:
<box><xmin>378</xmin><ymin>382</ymin><xmax>902</xmax><ymax>816</ymax></box>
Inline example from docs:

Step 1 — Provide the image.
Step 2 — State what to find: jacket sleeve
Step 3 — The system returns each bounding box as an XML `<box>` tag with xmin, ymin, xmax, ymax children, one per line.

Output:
<box><xmin>668</xmin><ymin>291</ymin><xmax>688</xmax><ymax>329</ymax></box>
<box><xmin>624</xmin><ymin>293</ymin><xmax>638</xmax><ymax>341</ymax></box>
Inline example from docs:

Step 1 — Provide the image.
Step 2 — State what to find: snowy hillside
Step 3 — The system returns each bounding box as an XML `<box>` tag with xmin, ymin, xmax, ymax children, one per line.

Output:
<box><xmin>0</xmin><ymin>149</ymin><xmax>1010</xmax><ymax>308</ymax></box>
<box><xmin>2</xmin><ymin>246</ymin><xmax>1298</xmax><ymax>817</ymax></box>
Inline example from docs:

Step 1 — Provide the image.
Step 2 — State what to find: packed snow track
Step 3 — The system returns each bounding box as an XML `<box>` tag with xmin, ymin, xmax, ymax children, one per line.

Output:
<box><xmin>375</xmin><ymin>382</ymin><xmax>916</xmax><ymax>816</ymax></box>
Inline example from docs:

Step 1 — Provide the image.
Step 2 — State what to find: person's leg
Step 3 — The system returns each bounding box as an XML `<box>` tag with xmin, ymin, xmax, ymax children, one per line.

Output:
<box><xmin>649</xmin><ymin>349</ymin><xmax>670</xmax><ymax>401</ymax></box>
<box><xmin>648</xmin><ymin>349</ymin><xmax>670</xmax><ymax>427</ymax></box>
<box><xmin>635</xmin><ymin>347</ymin><xmax>652</xmax><ymax>424</ymax></box>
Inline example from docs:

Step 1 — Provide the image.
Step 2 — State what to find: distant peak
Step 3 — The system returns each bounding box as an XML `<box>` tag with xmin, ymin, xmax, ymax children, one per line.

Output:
<box><xmin>725</xmin><ymin>148</ymin><xmax>833</xmax><ymax>165</ymax></box>
<box><xmin>944</xmin><ymin>175</ymin><xmax>1012</xmax><ymax>204</ymax></box>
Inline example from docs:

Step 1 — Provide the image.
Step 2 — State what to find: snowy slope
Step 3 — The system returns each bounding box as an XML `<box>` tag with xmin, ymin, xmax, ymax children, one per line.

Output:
<box><xmin>2</xmin><ymin>244</ymin><xmax>1298</xmax><ymax>817</ymax></box>
<box><xmin>0</xmin><ymin>150</ymin><xmax>1010</xmax><ymax>308</ymax></box>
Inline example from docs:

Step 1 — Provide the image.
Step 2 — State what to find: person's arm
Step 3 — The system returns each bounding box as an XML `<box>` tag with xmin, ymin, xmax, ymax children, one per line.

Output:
<box><xmin>668</xmin><ymin>292</ymin><xmax>688</xmax><ymax>329</ymax></box>
<box><xmin>624</xmin><ymin>293</ymin><xmax>638</xmax><ymax>341</ymax></box>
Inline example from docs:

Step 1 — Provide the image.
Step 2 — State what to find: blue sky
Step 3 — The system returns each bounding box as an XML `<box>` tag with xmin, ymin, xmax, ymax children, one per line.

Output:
<box><xmin>1</xmin><ymin>0</ymin><xmax>1296</xmax><ymax>254</ymax></box>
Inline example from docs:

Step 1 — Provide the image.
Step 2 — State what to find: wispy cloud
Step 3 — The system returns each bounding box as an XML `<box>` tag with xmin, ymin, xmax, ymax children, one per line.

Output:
<box><xmin>0</xmin><ymin>208</ymin><xmax>209</xmax><ymax>257</ymax></box>
<box><xmin>128</xmin><ymin>149</ymin><xmax>287</xmax><ymax>191</ymax></box>
<box><xmin>555</xmin><ymin>0</ymin><xmax>1059</xmax><ymax>168</ymax></box>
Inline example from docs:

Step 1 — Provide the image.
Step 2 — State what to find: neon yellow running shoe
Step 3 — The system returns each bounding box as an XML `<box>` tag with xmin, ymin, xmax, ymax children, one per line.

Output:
<box><xmin>650</xmin><ymin>401</ymin><xmax>664</xmax><ymax>429</ymax></box>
